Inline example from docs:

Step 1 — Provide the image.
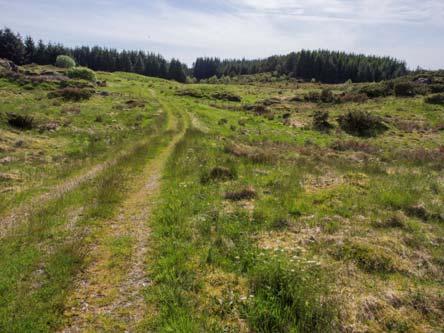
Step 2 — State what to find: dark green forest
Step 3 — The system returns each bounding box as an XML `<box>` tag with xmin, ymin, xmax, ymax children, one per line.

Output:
<box><xmin>193</xmin><ymin>52</ymin><xmax>407</xmax><ymax>83</ymax></box>
<box><xmin>1</xmin><ymin>27</ymin><xmax>407</xmax><ymax>83</ymax></box>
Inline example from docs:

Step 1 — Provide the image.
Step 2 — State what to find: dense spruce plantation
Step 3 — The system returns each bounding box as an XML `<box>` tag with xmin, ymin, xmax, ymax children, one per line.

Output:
<box><xmin>2</xmin><ymin>27</ymin><xmax>406</xmax><ymax>84</ymax></box>
<box><xmin>193</xmin><ymin>51</ymin><xmax>407</xmax><ymax>83</ymax></box>
<box><xmin>1</xmin><ymin>27</ymin><xmax>444</xmax><ymax>333</ymax></box>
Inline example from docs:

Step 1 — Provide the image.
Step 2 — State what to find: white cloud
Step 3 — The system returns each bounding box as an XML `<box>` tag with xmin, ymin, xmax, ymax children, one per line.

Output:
<box><xmin>0</xmin><ymin>0</ymin><xmax>443</xmax><ymax>69</ymax></box>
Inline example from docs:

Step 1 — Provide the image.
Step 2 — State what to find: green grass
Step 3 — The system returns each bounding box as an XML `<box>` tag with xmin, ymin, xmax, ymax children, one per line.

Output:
<box><xmin>1</xmin><ymin>66</ymin><xmax>444</xmax><ymax>332</ymax></box>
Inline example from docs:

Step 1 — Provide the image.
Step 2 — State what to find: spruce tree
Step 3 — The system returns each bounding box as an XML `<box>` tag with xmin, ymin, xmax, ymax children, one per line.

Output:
<box><xmin>24</xmin><ymin>36</ymin><xmax>36</xmax><ymax>64</ymax></box>
<box><xmin>0</xmin><ymin>28</ymin><xmax>25</xmax><ymax>64</ymax></box>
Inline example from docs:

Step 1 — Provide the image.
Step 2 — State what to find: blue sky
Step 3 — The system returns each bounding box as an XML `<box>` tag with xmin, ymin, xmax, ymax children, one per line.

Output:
<box><xmin>1</xmin><ymin>0</ymin><xmax>443</xmax><ymax>69</ymax></box>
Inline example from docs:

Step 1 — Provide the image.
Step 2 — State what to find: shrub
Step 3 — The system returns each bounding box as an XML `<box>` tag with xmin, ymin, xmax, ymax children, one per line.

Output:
<box><xmin>394</xmin><ymin>82</ymin><xmax>415</xmax><ymax>97</ymax></box>
<box><xmin>425</xmin><ymin>93</ymin><xmax>444</xmax><ymax>105</ymax></box>
<box><xmin>224</xmin><ymin>186</ymin><xmax>257</xmax><ymax>201</ymax></box>
<box><xmin>55</xmin><ymin>55</ymin><xmax>76</xmax><ymax>68</ymax></box>
<box><xmin>304</xmin><ymin>91</ymin><xmax>321</xmax><ymax>102</ymax></box>
<box><xmin>337</xmin><ymin>92</ymin><xmax>368</xmax><ymax>103</ymax></box>
<box><xmin>7</xmin><ymin>113</ymin><xmax>34</xmax><ymax>130</ymax></box>
<box><xmin>337</xmin><ymin>110</ymin><xmax>388</xmax><ymax>137</ymax></box>
<box><xmin>312</xmin><ymin>110</ymin><xmax>332</xmax><ymax>131</ymax></box>
<box><xmin>359</xmin><ymin>82</ymin><xmax>392</xmax><ymax>98</ymax></box>
<box><xmin>48</xmin><ymin>87</ymin><xmax>94</xmax><ymax>101</ymax></box>
<box><xmin>429</xmin><ymin>84</ymin><xmax>444</xmax><ymax>94</ymax></box>
<box><xmin>67</xmin><ymin>67</ymin><xmax>96</xmax><ymax>82</ymax></box>
<box><xmin>211</xmin><ymin>92</ymin><xmax>242</xmax><ymax>102</ymax></box>
<box><xmin>320</xmin><ymin>89</ymin><xmax>335</xmax><ymax>103</ymax></box>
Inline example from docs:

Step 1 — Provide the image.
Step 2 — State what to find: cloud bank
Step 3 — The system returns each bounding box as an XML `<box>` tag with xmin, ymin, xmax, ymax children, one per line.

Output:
<box><xmin>0</xmin><ymin>0</ymin><xmax>442</xmax><ymax>69</ymax></box>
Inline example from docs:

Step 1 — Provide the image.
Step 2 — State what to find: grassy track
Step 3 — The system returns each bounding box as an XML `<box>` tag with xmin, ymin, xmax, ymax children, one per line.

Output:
<box><xmin>61</xmin><ymin>95</ymin><xmax>188</xmax><ymax>332</ymax></box>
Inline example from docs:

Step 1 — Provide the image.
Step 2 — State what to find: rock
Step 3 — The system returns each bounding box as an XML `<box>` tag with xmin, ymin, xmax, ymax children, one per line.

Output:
<box><xmin>415</xmin><ymin>77</ymin><xmax>432</xmax><ymax>85</ymax></box>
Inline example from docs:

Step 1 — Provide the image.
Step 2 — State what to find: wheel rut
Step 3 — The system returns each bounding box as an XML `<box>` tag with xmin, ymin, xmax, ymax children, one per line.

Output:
<box><xmin>60</xmin><ymin>110</ymin><xmax>186</xmax><ymax>332</ymax></box>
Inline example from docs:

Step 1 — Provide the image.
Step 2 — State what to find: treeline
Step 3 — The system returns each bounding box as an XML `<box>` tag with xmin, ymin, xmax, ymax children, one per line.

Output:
<box><xmin>1</xmin><ymin>27</ymin><xmax>408</xmax><ymax>84</ymax></box>
<box><xmin>0</xmin><ymin>27</ymin><xmax>187</xmax><ymax>82</ymax></box>
<box><xmin>193</xmin><ymin>50</ymin><xmax>408</xmax><ymax>83</ymax></box>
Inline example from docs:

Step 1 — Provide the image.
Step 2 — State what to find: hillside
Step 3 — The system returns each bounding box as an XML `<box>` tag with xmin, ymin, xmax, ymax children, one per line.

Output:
<box><xmin>0</xmin><ymin>61</ymin><xmax>443</xmax><ymax>332</ymax></box>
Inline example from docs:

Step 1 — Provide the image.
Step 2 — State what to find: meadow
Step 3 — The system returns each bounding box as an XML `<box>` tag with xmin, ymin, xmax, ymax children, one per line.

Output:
<box><xmin>0</xmin><ymin>63</ymin><xmax>443</xmax><ymax>332</ymax></box>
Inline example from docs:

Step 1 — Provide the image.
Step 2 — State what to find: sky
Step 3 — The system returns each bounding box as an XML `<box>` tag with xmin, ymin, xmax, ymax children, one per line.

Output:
<box><xmin>0</xmin><ymin>0</ymin><xmax>443</xmax><ymax>69</ymax></box>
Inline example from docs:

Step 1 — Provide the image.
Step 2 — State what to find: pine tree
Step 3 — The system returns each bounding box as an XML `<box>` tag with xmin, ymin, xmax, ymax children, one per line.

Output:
<box><xmin>134</xmin><ymin>54</ymin><xmax>145</xmax><ymax>74</ymax></box>
<box><xmin>168</xmin><ymin>59</ymin><xmax>187</xmax><ymax>83</ymax></box>
<box><xmin>24</xmin><ymin>36</ymin><xmax>36</xmax><ymax>64</ymax></box>
<box><xmin>0</xmin><ymin>28</ymin><xmax>25</xmax><ymax>64</ymax></box>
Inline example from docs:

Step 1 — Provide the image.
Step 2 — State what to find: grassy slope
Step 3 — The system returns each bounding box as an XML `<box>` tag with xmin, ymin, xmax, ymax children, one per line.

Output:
<box><xmin>143</xmin><ymin>82</ymin><xmax>444</xmax><ymax>332</ymax></box>
<box><xmin>0</xmin><ymin>69</ymin><xmax>174</xmax><ymax>331</ymax></box>
<box><xmin>1</xmin><ymin>67</ymin><xmax>443</xmax><ymax>332</ymax></box>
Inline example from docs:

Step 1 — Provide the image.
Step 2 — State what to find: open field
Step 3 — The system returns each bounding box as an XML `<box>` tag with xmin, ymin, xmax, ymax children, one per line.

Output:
<box><xmin>1</xmin><ymin>64</ymin><xmax>443</xmax><ymax>332</ymax></box>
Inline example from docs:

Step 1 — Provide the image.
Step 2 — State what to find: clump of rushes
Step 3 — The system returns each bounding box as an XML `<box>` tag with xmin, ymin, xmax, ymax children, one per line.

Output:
<box><xmin>247</xmin><ymin>258</ymin><xmax>338</xmax><ymax>332</ymax></box>
<box><xmin>201</xmin><ymin>166</ymin><xmax>237</xmax><ymax>183</ymax></box>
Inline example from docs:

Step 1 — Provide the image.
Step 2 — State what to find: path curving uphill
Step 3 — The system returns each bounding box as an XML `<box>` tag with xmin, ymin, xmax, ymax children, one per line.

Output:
<box><xmin>60</xmin><ymin>101</ymin><xmax>188</xmax><ymax>332</ymax></box>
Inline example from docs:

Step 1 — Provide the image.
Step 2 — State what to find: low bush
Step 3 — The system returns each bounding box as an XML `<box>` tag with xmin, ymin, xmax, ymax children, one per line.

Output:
<box><xmin>67</xmin><ymin>67</ymin><xmax>96</xmax><ymax>82</ymax></box>
<box><xmin>211</xmin><ymin>92</ymin><xmax>242</xmax><ymax>102</ymax></box>
<box><xmin>320</xmin><ymin>89</ymin><xmax>335</xmax><ymax>103</ymax></box>
<box><xmin>304</xmin><ymin>91</ymin><xmax>321</xmax><ymax>102</ymax></box>
<box><xmin>394</xmin><ymin>82</ymin><xmax>416</xmax><ymax>97</ymax></box>
<box><xmin>7</xmin><ymin>113</ymin><xmax>35</xmax><ymax>130</ymax></box>
<box><xmin>48</xmin><ymin>87</ymin><xmax>94</xmax><ymax>101</ymax></box>
<box><xmin>224</xmin><ymin>186</ymin><xmax>257</xmax><ymax>201</ymax></box>
<box><xmin>358</xmin><ymin>82</ymin><xmax>392</xmax><ymax>98</ymax></box>
<box><xmin>429</xmin><ymin>84</ymin><xmax>444</xmax><ymax>94</ymax></box>
<box><xmin>201</xmin><ymin>166</ymin><xmax>237</xmax><ymax>183</ymax></box>
<box><xmin>425</xmin><ymin>93</ymin><xmax>444</xmax><ymax>105</ymax></box>
<box><xmin>55</xmin><ymin>55</ymin><xmax>76</xmax><ymax>68</ymax></box>
<box><xmin>338</xmin><ymin>110</ymin><xmax>388</xmax><ymax>137</ymax></box>
<box><xmin>176</xmin><ymin>89</ymin><xmax>205</xmax><ymax>98</ymax></box>
<box><xmin>125</xmin><ymin>100</ymin><xmax>145</xmax><ymax>108</ymax></box>
<box><xmin>312</xmin><ymin>110</ymin><xmax>333</xmax><ymax>131</ymax></box>
<box><xmin>337</xmin><ymin>92</ymin><xmax>368</xmax><ymax>103</ymax></box>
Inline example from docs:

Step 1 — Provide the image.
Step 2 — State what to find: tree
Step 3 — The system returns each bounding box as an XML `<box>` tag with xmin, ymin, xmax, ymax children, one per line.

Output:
<box><xmin>24</xmin><ymin>36</ymin><xmax>36</xmax><ymax>63</ymax></box>
<box><xmin>34</xmin><ymin>40</ymin><xmax>49</xmax><ymax>64</ymax></box>
<box><xmin>168</xmin><ymin>59</ymin><xmax>187</xmax><ymax>83</ymax></box>
<box><xmin>134</xmin><ymin>54</ymin><xmax>145</xmax><ymax>74</ymax></box>
<box><xmin>0</xmin><ymin>28</ymin><xmax>25</xmax><ymax>64</ymax></box>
